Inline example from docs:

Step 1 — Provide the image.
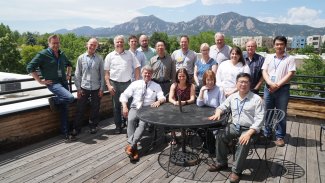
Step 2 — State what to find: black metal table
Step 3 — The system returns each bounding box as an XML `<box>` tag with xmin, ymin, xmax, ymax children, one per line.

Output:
<box><xmin>137</xmin><ymin>103</ymin><xmax>227</xmax><ymax>177</ymax></box>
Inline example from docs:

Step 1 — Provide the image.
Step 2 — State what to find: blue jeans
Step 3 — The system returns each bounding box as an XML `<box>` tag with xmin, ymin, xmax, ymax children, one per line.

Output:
<box><xmin>263</xmin><ymin>84</ymin><xmax>290</xmax><ymax>139</ymax></box>
<box><xmin>47</xmin><ymin>82</ymin><xmax>74</xmax><ymax>135</ymax></box>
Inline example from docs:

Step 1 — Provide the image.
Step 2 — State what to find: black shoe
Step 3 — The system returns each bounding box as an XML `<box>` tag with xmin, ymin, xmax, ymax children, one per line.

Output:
<box><xmin>207</xmin><ymin>163</ymin><xmax>228</xmax><ymax>172</ymax></box>
<box><xmin>48</xmin><ymin>97</ymin><xmax>58</xmax><ymax>111</ymax></box>
<box><xmin>115</xmin><ymin>127</ymin><xmax>122</xmax><ymax>134</ymax></box>
<box><xmin>90</xmin><ymin>127</ymin><xmax>97</xmax><ymax>134</ymax></box>
<box><xmin>71</xmin><ymin>129</ymin><xmax>78</xmax><ymax>136</ymax></box>
<box><xmin>121</xmin><ymin>122</ymin><xmax>127</xmax><ymax>129</ymax></box>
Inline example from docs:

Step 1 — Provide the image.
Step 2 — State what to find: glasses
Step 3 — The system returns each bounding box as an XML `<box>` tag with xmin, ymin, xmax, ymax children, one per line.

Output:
<box><xmin>201</xmin><ymin>49</ymin><xmax>209</xmax><ymax>52</ymax></box>
<box><xmin>238</xmin><ymin>80</ymin><xmax>249</xmax><ymax>85</ymax></box>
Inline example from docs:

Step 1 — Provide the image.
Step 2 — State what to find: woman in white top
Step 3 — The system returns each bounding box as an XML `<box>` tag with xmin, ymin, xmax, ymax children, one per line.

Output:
<box><xmin>216</xmin><ymin>46</ymin><xmax>250</xmax><ymax>100</ymax></box>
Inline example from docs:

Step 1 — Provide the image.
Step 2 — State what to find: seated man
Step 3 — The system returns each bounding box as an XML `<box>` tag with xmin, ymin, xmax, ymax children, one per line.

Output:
<box><xmin>120</xmin><ymin>65</ymin><xmax>166</xmax><ymax>161</ymax></box>
<box><xmin>208</xmin><ymin>73</ymin><xmax>264</xmax><ymax>183</ymax></box>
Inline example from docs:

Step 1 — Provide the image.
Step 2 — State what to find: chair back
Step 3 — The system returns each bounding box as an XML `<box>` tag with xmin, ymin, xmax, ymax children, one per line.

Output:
<box><xmin>264</xmin><ymin>109</ymin><xmax>285</xmax><ymax>131</ymax></box>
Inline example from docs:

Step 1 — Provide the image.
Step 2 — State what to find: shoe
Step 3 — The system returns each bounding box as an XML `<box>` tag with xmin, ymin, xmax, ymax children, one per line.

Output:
<box><xmin>229</xmin><ymin>172</ymin><xmax>241</xmax><ymax>183</ymax></box>
<box><xmin>69</xmin><ymin>134</ymin><xmax>77</xmax><ymax>141</ymax></box>
<box><xmin>71</xmin><ymin>129</ymin><xmax>78</xmax><ymax>136</ymax></box>
<box><xmin>121</xmin><ymin>122</ymin><xmax>127</xmax><ymax>129</ymax></box>
<box><xmin>48</xmin><ymin>97</ymin><xmax>58</xmax><ymax>111</ymax></box>
<box><xmin>115</xmin><ymin>127</ymin><xmax>122</xmax><ymax>134</ymax></box>
<box><xmin>207</xmin><ymin>163</ymin><xmax>228</xmax><ymax>172</ymax></box>
<box><xmin>275</xmin><ymin>138</ymin><xmax>285</xmax><ymax>147</ymax></box>
<box><xmin>125</xmin><ymin>144</ymin><xmax>133</xmax><ymax>156</ymax></box>
<box><xmin>90</xmin><ymin>127</ymin><xmax>97</xmax><ymax>134</ymax></box>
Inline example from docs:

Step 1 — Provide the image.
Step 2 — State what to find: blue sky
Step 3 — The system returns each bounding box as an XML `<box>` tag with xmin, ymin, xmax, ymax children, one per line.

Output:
<box><xmin>1</xmin><ymin>0</ymin><xmax>325</xmax><ymax>34</ymax></box>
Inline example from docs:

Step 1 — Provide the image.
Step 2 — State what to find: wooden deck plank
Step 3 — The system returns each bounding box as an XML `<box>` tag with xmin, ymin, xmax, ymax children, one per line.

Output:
<box><xmin>293</xmin><ymin>122</ymin><xmax>307</xmax><ymax>183</ymax></box>
<box><xmin>315</xmin><ymin>125</ymin><xmax>325</xmax><ymax>183</ymax></box>
<box><xmin>306</xmin><ymin>123</ymin><xmax>321</xmax><ymax>183</ymax></box>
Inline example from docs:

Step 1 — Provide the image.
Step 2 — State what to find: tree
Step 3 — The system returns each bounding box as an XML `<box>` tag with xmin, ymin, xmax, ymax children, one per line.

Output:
<box><xmin>189</xmin><ymin>31</ymin><xmax>215</xmax><ymax>52</ymax></box>
<box><xmin>0</xmin><ymin>23</ymin><xmax>23</xmax><ymax>73</ymax></box>
<box><xmin>97</xmin><ymin>38</ymin><xmax>114</xmax><ymax>58</ymax></box>
<box><xmin>59</xmin><ymin>33</ymin><xmax>87</xmax><ymax>67</ymax></box>
<box><xmin>20</xmin><ymin>45</ymin><xmax>44</xmax><ymax>68</ymax></box>
<box><xmin>150</xmin><ymin>32</ymin><xmax>169</xmax><ymax>52</ymax></box>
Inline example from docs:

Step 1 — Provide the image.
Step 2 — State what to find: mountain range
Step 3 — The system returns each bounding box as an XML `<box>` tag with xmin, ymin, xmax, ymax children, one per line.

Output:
<box><xmin>54</xmin><ymin>12</ymin><xmax>325</xmax><ymax>37</ymax></box>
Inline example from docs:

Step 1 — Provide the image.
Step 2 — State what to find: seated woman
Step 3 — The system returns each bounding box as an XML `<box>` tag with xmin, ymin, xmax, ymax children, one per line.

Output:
<box><xmin>168</xmin><ymin>68</ymin><xmax>196</xmax><ymax>144</ymax></box>
<box><xmin>216</xmin><ymin>46</ymin><xmax>250</xmax><ymax>102</ymax></box>
<box><xmin>193</xmin><ymin>43</ymin><xmax>217</xmax><ymax>89</ymax></box>
<box><xmin>197</xmin><ymin>70</ymin><xmax>224</xmax><ymax>108</ymax></box>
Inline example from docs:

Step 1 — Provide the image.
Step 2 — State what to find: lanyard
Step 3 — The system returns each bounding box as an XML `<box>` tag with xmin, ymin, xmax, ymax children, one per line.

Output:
<box><xmin>273</xmin><ymin>56</ymin><xmax>284</xmax><ymax>73</ymax></box>
<box><xmin>236</xmin><ymin>98</ymin><xmax>247</xmax><ymax>124</ymax></box>
<box><xmin>86</xmin><ymin>55</ymin><xmax>94</xmax><ymax>70</ymax></box>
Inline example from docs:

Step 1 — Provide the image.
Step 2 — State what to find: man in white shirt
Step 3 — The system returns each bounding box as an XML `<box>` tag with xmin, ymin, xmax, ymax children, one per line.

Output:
<box><xmin>128</xmin><ymin>35</ymin><xmax>147</xmax><ymax>81</ymax></box>
<box><xmin>208</xmin><ymin>73</ymin><xmax>264</xmax><ymax>183</ymax></box>
<box><xmin>120</xmin><ymin>65</ymin><xmax>166</xmax><ymax>161</ymax></box>
<box><xmin>262</xmin><ymin>36</ymin><xmax>296</xmax><ymax>147</ymax></box>
<box><xmin>209</xmin><ymin>32</ymin><xmax>231</xmax><ymax>65</ymax></box>
<box><xmin>104</xmin><ymin>35</ymin><xmax>141</xmax><ymax>134</ymax></box>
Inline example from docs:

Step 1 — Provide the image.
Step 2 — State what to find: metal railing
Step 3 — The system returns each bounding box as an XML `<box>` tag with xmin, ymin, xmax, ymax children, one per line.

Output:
<box><xmin>0</xmin><ymin>74</ymin><xmax>324</xmax><ymax>107</ymax></box>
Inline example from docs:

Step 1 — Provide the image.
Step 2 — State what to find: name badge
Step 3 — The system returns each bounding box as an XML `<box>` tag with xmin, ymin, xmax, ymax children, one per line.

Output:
<box><xmin>57</xmin><ymin>70</ymin><xmax>62</xmax><ymax>78</ymax></box>
<box><xmin>271</xmin><ymin>76</ymin><xmax>276</xmax><ymax>82</ymax></box>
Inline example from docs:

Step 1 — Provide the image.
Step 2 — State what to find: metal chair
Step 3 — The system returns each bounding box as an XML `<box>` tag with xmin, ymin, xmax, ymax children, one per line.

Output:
<box><xmin>320</xmin><ymin>124</ymin><xmax>325</xmax><ymax>151</ymax></box>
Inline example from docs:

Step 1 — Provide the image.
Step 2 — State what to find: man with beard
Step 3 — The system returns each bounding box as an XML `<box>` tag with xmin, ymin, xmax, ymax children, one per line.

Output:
<box><xmin>137</xmin><ymin>34</ymin><xmax>156</xmax><ymax>64</ymax></box>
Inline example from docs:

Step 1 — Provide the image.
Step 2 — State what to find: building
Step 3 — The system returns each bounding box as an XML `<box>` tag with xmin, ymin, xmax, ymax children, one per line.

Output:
<box><xmin>232</xmin><ymin>36</ymin><xmax>273</xmax><ymax>49</ymax></box>
<box><xmin>307</xmin><ymin>35</ymin><xmax>322</xmax><ymax>49</ymax></box>
<box><xmin>291</xmin><ymin>36</ymin><xmax>306</xmax><ymax>49</ymax></box>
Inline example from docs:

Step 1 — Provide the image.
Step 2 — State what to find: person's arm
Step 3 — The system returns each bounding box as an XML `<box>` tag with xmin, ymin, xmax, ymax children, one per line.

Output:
<box><xmin>99</xmin><ymin>57</ymin><xmax>105</xmax><ymax>97</ymax></box>
<box><xmin>74</xmin><ymin>58</ymin><xmax>83</xmax><ymax>99</ymax></box>
<box><xmin>186</xmin><ymin>84</ymin><xmax>196</xmax><ymax>105</ymax></box>
<box><xmin>171</xmin><ymin>59</ymin><xmax>176</xmax><ymax>83</ymax></box>
<box><xmin>66</xmin><ymin>66</ymin><xmax>72</xmax><ymax>81</ymax></box>
<box><xmin>105</xmin><ymin>70</ymin><xmax>115</xmax><ymax>96</ymax></box>
<box><xmin>193</xmin><ymin>65</ymin><xmax>199</xmax><ymax>86</ymax></box>
<box><xmin>31</xmin><ymin>72</ymin><xmax>52</xmax><ymax>85</ymax></box>
<box><xmin>134</xmin><ymin>67</ymin><xmax>141</xmax><ymax>80</ymax></box>
<box><xmin>208</xmin><ymin>108</ymin><xmax>223</xmax><ymax>121</ymax></box>
<box><xmin>121</xmin><ymin>101</ymin><xmax>129</xmax><ymax>118</ymax></box>
<box><xmin>276</xmin><ymin>71</ymin><xmax>295</xmax><ymax>87</ymax></box>
<box><xmin>168</xmin><ymin>83</ymin><xmax>177</xmax><ymax>105</ymax></box>
<box><xmin>211</xmin><ymin>64</ymin><xmax>217</xmax><ymax>74</ymax></box>
<box><xmin>238</xmin><ymin>128</ymin><xmax>256</xmax><ymax>145</ymax></box>
<box><xmin>254</xmin><ymin>76</ymin><xmax>264</xmax><ymax>91</ymax></box>
<box><xmin>151</xmin><ymin>84</ymin><xmax>166</xmax><ymax>107</ymax></box>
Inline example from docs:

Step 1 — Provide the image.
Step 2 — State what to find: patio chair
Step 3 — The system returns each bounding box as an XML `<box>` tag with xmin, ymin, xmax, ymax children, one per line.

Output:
<box><xmin>320</xmin><ymin>124</ymin><xmax>325</xmax><ymax>151</ymax></box>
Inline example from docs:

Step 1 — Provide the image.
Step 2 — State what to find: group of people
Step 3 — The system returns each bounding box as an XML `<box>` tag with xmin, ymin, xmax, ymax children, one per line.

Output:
<box><xmin>26</xmin><ymin>33</ymin><xmax>295</xmax><ymax>183</ymax></box>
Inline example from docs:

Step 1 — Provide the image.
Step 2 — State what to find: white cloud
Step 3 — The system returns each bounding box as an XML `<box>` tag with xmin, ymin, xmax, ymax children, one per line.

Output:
<box><xmin>201</xmin><ymin>0</ymin><xmax>241</xmax><ymax>5</ymax></box>
<box><xmin>250</xmin><ymin>0</ymin><xmax>268</xmax><ymax>2</ymax></box>
<box><xmin>258</xmin><ymin>6</ymin><xmax>325</xmax><ymax>28</ymax></box>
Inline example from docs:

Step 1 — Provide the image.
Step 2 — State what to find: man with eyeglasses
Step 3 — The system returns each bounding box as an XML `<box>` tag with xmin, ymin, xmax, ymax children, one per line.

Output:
<box><xmin>208</xmin><ymin>73</ymin><xmax>265</xmax><ymax>183</ymax></box>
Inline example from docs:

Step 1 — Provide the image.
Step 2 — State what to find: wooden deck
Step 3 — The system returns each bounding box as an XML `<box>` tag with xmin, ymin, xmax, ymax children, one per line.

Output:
<box><xmin>0</xmin><ymin>117</ymin><xmax>324</xmax><ymax>183</ymax></box>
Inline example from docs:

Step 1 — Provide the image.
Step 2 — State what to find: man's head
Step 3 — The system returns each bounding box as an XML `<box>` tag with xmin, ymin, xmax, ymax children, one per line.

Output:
<box><xmin>141</xmin><ymin>65</ymin><xmax>153</xmax><ymax>83</ymax></box>
<box><xmin>48</xmin><ymin>35</ymin><xmax>60</xmax><ymax>52</ymax></box>
<box><xmin>236</xmin><ymin>73</ymin><xmax>252</xmax><ymax>94</ymax></box>
<box><xmin>180</xmin><ymin>35</ymin><xmax>189</xmax><ymax>51</ymax></box>
<box><xmin>87</xmin><ymin>38</ymin><xmax>99</xmax><ymax>55</ymax></box>
<box><xmin>128</xmin><ymin>35</ymin><xmax>138</xmax><ymax>50</ymax></box>
<box><xmin>246</xmin><ymin>39</ymin><xmax>257</xmax><ymax>57</ymax></box>
<box><xmin>114</xmin><ymin>35</ymin><xmax>125</xmax><ymax>53</ymax></box>
<box><xmin>214</xmin><ymin>32</ymin><xmax>225</xmax><ymax>49</ymax></box>
<box><xmin>139</xmin><ymin>35</ymin><xmax>149</xmax><ymax>49</ymax></box>
<box><xmin>273</xmin><ymin>36</ymin><xmax>287</xmax><ymax>55</ymax></box>
<box><xmin>155</xmin><ymin>40</ymin><xmax>166</xmax><ymax>57</ymax></box>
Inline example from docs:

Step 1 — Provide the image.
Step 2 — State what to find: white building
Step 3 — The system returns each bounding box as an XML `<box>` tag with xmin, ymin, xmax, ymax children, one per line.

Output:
<box><xmin>232</xmin><ymin>36</ymin><xmax>273</xmax><ymax>48</ymax></box>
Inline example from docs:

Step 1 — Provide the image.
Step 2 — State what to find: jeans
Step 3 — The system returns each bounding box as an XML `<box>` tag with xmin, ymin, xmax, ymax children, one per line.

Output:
<box><xmin>109</xmin><ymin>80</ymin><xmax>130</xmax><ymax>128</ymax></box>
<box><xmin>47</xmin><ymin>82</ymin><xmax>74</xmax><ymax>135</ymax></box>
<box><xmin>74</xmin><ymin>88</ymin><xmax>101</xmax><ymax>132</ymax></box>
<box><xmin>263</xmin><ymin>84</ymin><xmax>290</xmax><ymax>139</ymax></box>
<box><xmin>215</xmin><ymin>123</ymin><xmax>254</xmax><ymax>174</ymax></box>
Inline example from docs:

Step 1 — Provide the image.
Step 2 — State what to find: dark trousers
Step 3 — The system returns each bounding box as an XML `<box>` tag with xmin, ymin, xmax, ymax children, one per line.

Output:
<box><xmin>74</xmin><ymin>88</ymin><xmax>101</xmax><ymax>131</ymax></box>
<box><xmin>110</xmin><ymin>80</ymin><xmax>131</xmax><ymax>128</ymax></box>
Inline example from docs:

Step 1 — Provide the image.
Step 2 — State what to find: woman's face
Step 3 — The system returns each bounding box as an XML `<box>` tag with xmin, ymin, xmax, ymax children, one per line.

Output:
<box><xmin>200</xmin><ymin>46</ymin><xmax>209</xmax><ymax>56</ymax></box>
<box><xmin>205</xmin><ymin>77</ymin><xmax>215</xmax><ymax>88</ymax></box>
<box><xmin>230</xmin><ymin>50</ymin><xmax>240</xmax><ymax>62</ymax></box>
<box><xmin>178</xmin><ymin>72</ymin><xmax>187</xmax><ymax>83</ymax></box>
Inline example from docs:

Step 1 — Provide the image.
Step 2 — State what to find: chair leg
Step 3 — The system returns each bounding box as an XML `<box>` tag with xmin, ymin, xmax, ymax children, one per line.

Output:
<box><xmin>321</xmin><ymin>127</ymin><xmax>323</xmax><ymax>151</ymax></box>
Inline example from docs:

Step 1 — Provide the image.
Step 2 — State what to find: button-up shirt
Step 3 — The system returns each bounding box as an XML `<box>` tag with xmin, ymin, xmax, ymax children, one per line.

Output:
<box><xmin>74</xmin><ymin>52</ymin><xmax>105</xmax><ymax>91</ymax></box>
<box><xmin>171</xmin><ymin>49</ymin><xmax>197</xmax><ymax>75</ymax></box>
<box><xmin>120</xmin><ymin>80</ymin><xmax>166</xmax><ymax>107</ymax></box>
<box><xmin>209</xmin><ymin>44</ymin><xmax>231</xmax><ymax>65</ymax></box>
<box><xmin>218</xmin><ymin>91</ymin><xmax>265</xmax><ymax>133</ymax></box>
<box><xmin>104</xmin><ymin>50</ymin><xmax>140</xmax><ymax>82</ymax></box>
<box><xmin>130</xmin><ymin>49</ymin><xmax>147</xmax><ymax>81</ymax></box>
<box><xmin>244</xmin><ymin>53</ymin><xmax>265</xmax><ymax>90</ymax></box>
<box><xmin>150</xmin><ymin>54</ymin><xmax>176</xmax><ymax>82</ymax></box>
<box><xmin>137</xmin><ymin>47</ymin><xmax>156</xmax><ymax>64</ymax></box>
<box><xmin>196</xmin><ymin>86</ymin><xmax>224</xmax><ymax>108</ymax></box>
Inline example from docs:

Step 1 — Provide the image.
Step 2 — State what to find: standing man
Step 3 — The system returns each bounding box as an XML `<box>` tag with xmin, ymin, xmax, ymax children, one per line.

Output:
<box><xmin>209</xmin><ymin>32</ymin><xmax>231</xmax><ymax>65</ymax></box>
<box><xmin>73</xmin><ymin>38</ymin><xmax>105</xmax><ymax>137</ymax></box>
<box><xmin>128</xmin><ymin>35</ymin><xmax>147</xmax><ymax>81</ymax></box>
<box><xmin>26</xmin><ymin>35</ymin><xmax>75</xmax><ymax>140</ymax></box>
<box><xmin>104</xmin><ymin>35</ymin><xmax>141</xmax><ymax>134</ymax></box>
<box><xmin>244</xmin><ymin>39</ymin><xmax>265</xmax><ymax>94</ymax></box>
<box><xmin>120</xmin><ymin>65</ymin><xmax>166</xmax><ymax>161</ymax></box>
<box><xmin>262</xmin><ymin>36</ymin><xmax>296</xmax><ymax>147</ymax></box>
<box><xmin>150</xmin><ymin>40</ymin><xmax>176</xmax><ymax>95</ymax></box>
<box><xmin>208</xmin><ymin>73</ymin><xmax>264</xmax><ymax>183</ymax></box>
<box><xmin>137</xmin><ymin>34</ymin><xmax>156</xmax><ymax>64</ymax></box>
<box><xmin>171</xmin><ymin>35</ymin><xmax>197</xmax><ymax>83</ymax></box>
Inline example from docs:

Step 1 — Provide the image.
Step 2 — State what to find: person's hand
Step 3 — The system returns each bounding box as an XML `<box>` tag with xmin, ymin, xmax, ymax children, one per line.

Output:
<box><xmin>225</xmin><ymin>91</ymin><xmax>232</xmax><ymax>98</ymax></box>
<box><xmin>239</xmin><ymin>132</ymin><xmax>252</xmax><ymax>145</ymax></box>
<box><xmin>200</xmin><ymin>85</ymin><xmax>211</xmax><ymax>92</ymax></box>
<box><xmin>66</xmin><ymin>75</ymin><xmax>71</xmax><ymax>81</ymax></box>
<box><xmin>173</xmin><ymin>101</ymin><xmax>179</xmax><ymax>106</ymax></box>
<box><xmin>39</xmin><ymin>79</ymin><xmax>52</xmax><ymax>85</ymax></box>
<box><xmin>268</xmin><ymin>83</ymin><xmax>280</xmax><ymax>93</ymax></box>
<box><xmin>151</xmin><ymin>101</ymin><xmax>161</xmax><ymax>108</ymax></box>
<box><xmin>77</xmin><ymin>89</ymin><xmax>84</xmax><ymax>99</ymax></box>
<box><xmin>122</xmin><ymin>106</ymin><xmax>128</xmax><ymax>118</ymax></box>
<box><xmin>98</xmin><ymin>90</ymin><xmax>103</xmax><ymax>97</ymax></box>
<box><xmin>208</xmin><ymin>114</ymin><xmax>220</xmax><ymax>121</ymax></box>
<box><xmin>107</xmin><ymin>85</ymin><xmax>115</xmax><ymax>96</ymax></box>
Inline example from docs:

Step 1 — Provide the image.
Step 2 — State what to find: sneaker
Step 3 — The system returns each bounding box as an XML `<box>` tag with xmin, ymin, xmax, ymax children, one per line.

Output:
<box><xmin>48</xmin><ymin>97</ymin><xmax>58</xmax><ymax>111</ymax></box>
<box><xmin>275</xmin><ymin>138</ymin><xmax>285</xmax><ymax>147</ymax></box>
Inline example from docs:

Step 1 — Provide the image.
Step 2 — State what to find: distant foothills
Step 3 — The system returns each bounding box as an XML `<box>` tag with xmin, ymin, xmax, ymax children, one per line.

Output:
<box><xmin>54</xmin><ymin>12</ymin><xmax>325</xmax><ymax>37</ymax></box>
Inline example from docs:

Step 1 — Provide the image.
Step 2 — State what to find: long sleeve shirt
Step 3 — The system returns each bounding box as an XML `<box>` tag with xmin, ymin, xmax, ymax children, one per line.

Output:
<box><xmin>74</xmin><ymin>52</ymin><xmax>105</xmax><ymax>91</ymax></box>
<box><xmin>196</xmin><ymin>86</ymin><xmax>224</xmax><ymax>108</ymax></box>
<box><xmin>120</xmin><ymin>80</ymin><xmax>166</xmax><ymax>108</ymax></box>
<box><xmin>218</xmin><ymin>91</ymin><xmax>265</xmax><ymax>133</ymax></box>
<box><xmin>26</xmin><ymin>48</ymin><xmax>72</xmax><ymax>83</ymax></box>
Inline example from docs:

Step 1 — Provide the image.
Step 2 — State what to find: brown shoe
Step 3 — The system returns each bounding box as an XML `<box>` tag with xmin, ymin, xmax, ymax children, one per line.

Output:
<box><xmin>229</xmin><ymin>172</ymin><xmax>240</xmax><ymax>183</ymax></box>
<box><xmin>207</xmin><ymin>163</ymin><xmax>228</xmax><ymax>172</ymax></box>
<box><xmin>275</xmin><ymin>138</ymin><xmax>285</xmax><ymax>147</ymax></box>
<box><xmin>125</xmin><ymin>144</ymin><xmax>133</xmax><ymax>156</ymax></box>
<box><xmin>133</xmin><ymin>149</ymin><xmax>139</xmax><ymax>161</ymax></box>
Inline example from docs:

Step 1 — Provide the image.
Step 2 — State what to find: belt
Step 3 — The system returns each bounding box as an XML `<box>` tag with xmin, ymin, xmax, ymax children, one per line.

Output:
<box><xmin>152</xmin><ymin>79</ymin><xmax>170</xmax><ymax>84</ymax></box>
<box><xmin>109</xmin><ymin>79</ymin><xmax>130</xmax><ymax>83</ymax></box>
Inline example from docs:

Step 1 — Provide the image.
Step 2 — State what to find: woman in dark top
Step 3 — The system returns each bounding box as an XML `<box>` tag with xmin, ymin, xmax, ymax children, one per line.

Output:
<box><xmin>168</xmin><ymin>68</ymin><xmax>195</xmax><ymax>144</ymax></box>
